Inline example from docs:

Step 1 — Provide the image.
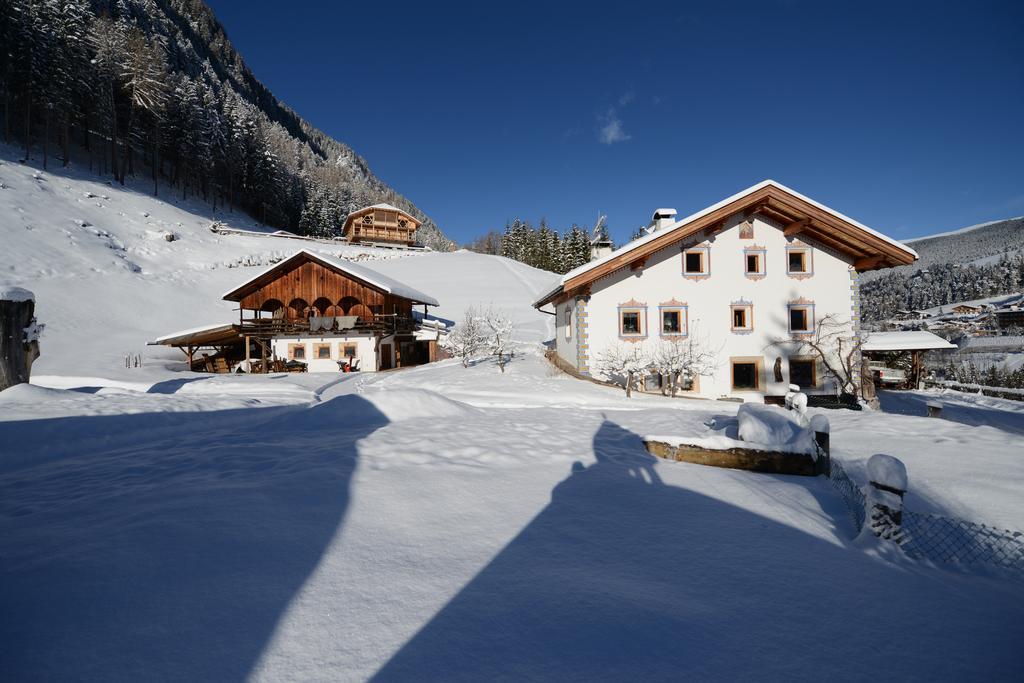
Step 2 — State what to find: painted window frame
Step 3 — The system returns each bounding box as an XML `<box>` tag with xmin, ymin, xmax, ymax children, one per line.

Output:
<box><xmin>288</xmin><ymin>343</ymin><xmax>307</xmax><ymax>360</ymax></box>
<box><xmin>787</xmin><ymin>303</ymin><xmax>815</xmax><ymax>334</ymax></box>
<box><xmin>743</xmin><ymin>246</ymin><xmax>767</xmax><ymax>279</ymax></box>
<box><xmin>659</xmin><ymin>305</ymin><xmax>688</xmax><ymax>337</ymax></box>
<box><xmin>788</xmin><ymin>356</ymin><xmax>818</xmax><ymax>388</ymax></box>
<box><xmin>730</xmin><ymin>302</ymin><xmax>754</xmax><ymax>332</ymax></box>
<box><xmin>682</xmin><ymin>246</ymin><xmax>711</xmax><ymax>278</ymax></box>
<box><xmin>786</xmin><ymin>246</ymin><xmax>814</xmax><ymax>277</ymax></box>
<box><xmin>730</xmin><ymin>356</ymin><xmax>763</xmax><ymax>392</ymax></box>
<box><xmin>618</xmin><ymin>305</ymin><xmax>647</xmax><ymax>339</ymax></box>
<box><xmin>313</xmin><ymin>342</ymin><xmax>332</xmax><ymax>360</ymax></box>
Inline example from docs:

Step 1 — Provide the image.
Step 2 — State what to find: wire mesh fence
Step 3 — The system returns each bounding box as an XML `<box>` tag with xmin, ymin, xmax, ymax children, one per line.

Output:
<box><xmin>824</xmin><ymin>457</ymin><xmax>1024</xmax><ymax>574</ymax></box>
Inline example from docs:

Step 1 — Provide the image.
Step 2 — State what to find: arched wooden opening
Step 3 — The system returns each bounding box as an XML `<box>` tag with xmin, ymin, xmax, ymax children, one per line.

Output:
<box><xmin>349</xmin><ymin>303</ymin><xmax>374</xmax><ymax>322</ymax></box>
<box><xmin>288</xmin><ymin>298</ymin><xmax>310</xmax><ymax>320</ymax></box>
<box><xmin>338</xmin><ymin>296</ymin><xmax>361</xmax><ymax>315</ymax></box>
<box><xmin>260</xmin><ymin>298</ymin><xmax>286</xmax><ymax>319</ymax></box>
<box><xmin>312</xmin><ymin>297</ymin><xmax>334</xmax><ymax>316</ymax></box>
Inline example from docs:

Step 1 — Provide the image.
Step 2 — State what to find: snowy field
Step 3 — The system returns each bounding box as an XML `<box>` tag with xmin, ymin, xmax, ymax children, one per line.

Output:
<box><xmin>3</xmin><ymin>149</ymin><xmax>1024</xmax><ymax>679</ymax></box>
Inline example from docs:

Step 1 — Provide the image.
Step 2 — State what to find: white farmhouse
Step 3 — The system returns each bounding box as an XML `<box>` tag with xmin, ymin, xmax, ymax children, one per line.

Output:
<box><xmin>534</xmin><ymin>181</ymin><xmax>918</xmax><ymax>400</ymax></box>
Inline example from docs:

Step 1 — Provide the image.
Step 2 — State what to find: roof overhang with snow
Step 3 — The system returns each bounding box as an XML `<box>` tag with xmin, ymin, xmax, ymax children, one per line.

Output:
<box><xmin>533</xmin><ymin>180</ymin><xmax>918</xmax><ymax>308</ymax></box>
<box><xmin>860</xmin><ymin>330</ymin><xmax>957</xmax><ymax>352</ymax></box>
<box><xmin>342</xmin><ymin>203</ymin><xmax>421</xmax><ymax>232</ymax></box>
<box><xmin>148</xmin><ymin>323</ymin><xmax>242</xmax><ymax>347</ymax></box>
<box><xmin>221</xmin><ymin>249</ymin><xmax>439</xmax><ymax>306</ymax></box>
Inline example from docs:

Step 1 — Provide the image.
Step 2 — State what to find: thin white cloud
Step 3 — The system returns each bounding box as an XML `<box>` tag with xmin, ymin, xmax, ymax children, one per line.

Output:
<box><xmin>598</xmin><ymin>114</ymin><xmax>631</xmax><ymax>145</ymax></box>
<box><xmin>618</xmin><ymin>90</ymin><xmax>635</xmax><ymax>106</ymax></box>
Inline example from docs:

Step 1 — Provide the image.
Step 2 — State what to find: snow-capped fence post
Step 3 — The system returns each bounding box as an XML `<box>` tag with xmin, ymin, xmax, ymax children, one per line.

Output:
<box><xmin>0</xmin><ymin>287</ymin><xmax>42</xmax><ymax>392</ymax></box>
<box><xmin>926</xmin><ymin>401</ymin><xmax>943</xmax><ymax>418</ymax></box>
<box><xmin>810</xmin><ymin>414</ymin><xmax>831</xmax><ymax>476</ymax></box>
<box><xmin>865</xmin><ymin>453</ymin><xmax>907</xmax><ymax>541</ymax></box>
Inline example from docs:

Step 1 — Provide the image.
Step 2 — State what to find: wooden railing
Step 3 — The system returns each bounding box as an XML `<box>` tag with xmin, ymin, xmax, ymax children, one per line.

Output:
<box><xmin>240</xmin><ymin>315</ymin><xmax>416</xmax><ymax>338</ymax></box>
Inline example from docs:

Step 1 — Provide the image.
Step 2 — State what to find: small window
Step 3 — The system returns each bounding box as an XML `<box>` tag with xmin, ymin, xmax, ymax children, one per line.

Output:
<box><xmin>339</xmin><ymin>343</ymin><xmax>357</xmax><ymax>358</ymax></box>
<box><xmin>564</xmin><ymin>306</ymin><xmax>572</xmax><ymax>340</ymax></box>
<box><xmin>683</xmin><ymin>248</ymin><xmax>709</xmax><ymax>275</ymax></box>
<box><xmin>314</xmin><ymin>343</ymin><xmax>332</xmax><ymax>360</ymax></box>
<box><xmin>620</xmin><ymin>310</ymin><xmax>643</xmax><ymax>336</ymax></box>
<box><xmin>288</xmin><ymin>343</ymin><xmax>307</xmax><ymax>360</ymax></box>
<box><xmin>787</xmin><ymin>249</ymin><xmax>811</xmax><ymax>275</ymax></box>
<box><xmin>746</xmin><ymin>253</ymin><xmax>760</xmax><ymax>274</ymax></box>
<box><xmin>789</xmin><ymin>358</ymin><xmax>816</xmax><ymax>387</ymax></box>
<box><xmin>662</xmin><ymin>310</ymin><xmax>681</xmax><ymax>335</ymax></box>
<box><xmin>731</xmin><ymin>304</ymin><xmax>753</xmax><ymax>332</ymax></box>
<box><xmin>789</xmin><ymin>305</ymin><xmax>813</xmax><ymax>333</ymax></box>
<box><xmin>732</xmin><ymin>359</ymin><xmax>760</xmax><ymax>390</ymax></box>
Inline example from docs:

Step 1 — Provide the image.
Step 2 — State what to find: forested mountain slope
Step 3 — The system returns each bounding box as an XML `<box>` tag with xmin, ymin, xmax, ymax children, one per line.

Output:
<box><xmin>0</xmin><ymin>0</ymin><xmax>454</xmax><ymax>249</ymax></box>
<box><xmin>860</xmin><ymin>217</ymin><xmax>1024</xmax><ymax>321</ymax></box>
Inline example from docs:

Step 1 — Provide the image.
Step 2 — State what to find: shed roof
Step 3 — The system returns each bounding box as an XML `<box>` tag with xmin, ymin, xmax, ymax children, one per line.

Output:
<box><xmin>149</xmin><ymin>323</ymin><xmax>241</xmax><ymax>347</ymax></box>
<box><xmin>861</xmin><ymin>330</ymin><xmax>957</xmax><ymax>352</ymax></box>
<box><xmin>221</xmin><ymin>249</ymin><xmax>439</xmax><ymax>306</ymax></box>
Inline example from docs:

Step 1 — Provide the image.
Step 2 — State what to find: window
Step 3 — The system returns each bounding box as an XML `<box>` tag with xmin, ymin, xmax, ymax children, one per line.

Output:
<box><xmin>339</xmin><ymin>343</ymin><xmax>357</xmax><ymax>358</ymax></box>
<box><xmin>314</xmin><ymin>343</ymin><xmax>332</xmax><ymax>360</ymax></box>
<box><xmin>746</xmin><ymin>253</ymin><xmax>759</xmax><ymax>273</ymax></box>
<box><xmin>288</xmin><ymin>343</ymin><xmax>307</xmax><ymax>360</ymax></box>
<box><xmin>730</xmin><ymin>303</ymin><xmax>753</xmax><ymax>332</ymax></box>
<box><xmin>788</xmin><ymin>304</ymin><xmax>814</xmax><ymax>333</ymax></box>
<box><xmin>787</xmin><ymin>247</ymin><xmax>812</xmax><ymax>276</ymax></box>
<box><xmin>731</xmin><ymin>357</ymin><xmax>762</xmax><ymax>391</ymax></box>
<box><xmin>662</xmin><ymin>309</ymin><xmax>681</xmax><ymax>335</ymax></box>
<box><xmin>682</xmin><ymin>247</ymin><xmax>709</xmax><ymax>276</ymax></box>
<box><xmin>621</xmin><ymin>310</ymin><xmax>642</xmax><ymax>335</ymax></box>
<box><xmin>564</xmin><ymin>306</ymin><xmax>572</xmax><ymax>340</ymax></box>
<box><xmin>789</xmin><ymin>358</ymin><xmax>816</xmax><ymax>388</ymax></box>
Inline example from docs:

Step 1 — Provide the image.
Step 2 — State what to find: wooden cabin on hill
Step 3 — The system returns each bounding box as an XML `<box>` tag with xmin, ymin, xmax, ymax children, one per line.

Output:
<box><xmin>152</xmin><ymin>250</ymin><xmax>444</xmax><ymax>373</ymax></box>
<box><xmin>342</xmin><ymin>204</ymin><xmax>420</xmax><ymax>246</ymax></box>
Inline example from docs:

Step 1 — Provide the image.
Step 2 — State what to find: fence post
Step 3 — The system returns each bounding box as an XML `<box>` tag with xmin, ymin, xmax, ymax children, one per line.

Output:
<box><xmin>810</xmin><ymin>414</ymin><xmax>830</xmax><ymax>476</ymax></box>
<box><xmin>926</xmin><ymin>401</ymin><xmax>942</xmax><ymax>418</ymax></box>
<box><xmin>865</xmin><ymin>453</ymin><xmax>907</xmax><ymax>541</ymax></box>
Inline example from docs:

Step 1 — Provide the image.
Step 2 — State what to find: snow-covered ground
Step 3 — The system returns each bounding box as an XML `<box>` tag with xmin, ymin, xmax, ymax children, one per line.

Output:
<box><xmin>3</xmin><ymin>148</ymin><xmax>1024</xmax><ymax>679</ymax></box>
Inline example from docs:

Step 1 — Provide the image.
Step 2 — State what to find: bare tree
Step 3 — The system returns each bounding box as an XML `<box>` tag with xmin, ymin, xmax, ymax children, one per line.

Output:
<box><xmin>442</xmin><ymin>306</ymin><xmax>487</xmax><ymax>368</ymax></box>
<box><xmin>772</xmin><ymin>313</ymin><xmax>862</xmax><ymax>398</ymax></box>
<box><xmin>596</xmin><ymin>342</ymin><xmax>652</xmax><ymax>398</ymax></box>
<box><xmin>651</xmin><ymin>333</ymin><xmax>719</xmax><ymax>396</ymax></box>
<box><xmin>481</xmin><ymin>306</ymin><xmax>515</xmax><ymax>373</ymax></box>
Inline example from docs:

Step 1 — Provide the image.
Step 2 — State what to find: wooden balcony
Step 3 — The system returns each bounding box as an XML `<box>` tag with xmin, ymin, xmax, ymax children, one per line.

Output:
<box><xmin>240</xmin><ymin>314</ymin><xmax>417</xmax><ymax>339</ymax></box>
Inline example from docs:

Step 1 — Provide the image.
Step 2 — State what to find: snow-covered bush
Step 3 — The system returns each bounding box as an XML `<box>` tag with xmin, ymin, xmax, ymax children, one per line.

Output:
<box><xmin>650</xmin><ymin>334</ymin><xmax>718</xmax><ymax>396</ymax></box>
<box><xmin>596</xmin><ymin>342</ymin><xmax>652</xmax><ymax>398</ymax></box>
<box><xmin>772</xmin><ymin>314</ymin><xmax>862</xmax><ymax>398</ymax></box>
<box><xmin>442</xmin><ymin>306</ymin><xmax>488</xmax><ymax>368</ymax></box>
<box><xmin>481</xmin><ymin>307</ymin><xmax>515</xmax><ymax>373</ymax></box>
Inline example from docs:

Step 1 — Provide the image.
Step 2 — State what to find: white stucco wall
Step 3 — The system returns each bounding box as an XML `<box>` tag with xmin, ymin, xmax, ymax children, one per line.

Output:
<box><xmin>271</xmin><ymin>333</ymin><xmax>391</xmax><ymax>373</ymax></box>
<box><xmin>553</xmin><ymin>299</ymin><xmax>577</xmax><ymax>368</ymax></box>
<box><xmin>582</xmin><ymin>214</ymin><xmax>857</xmax><ymax>399</ymax></box>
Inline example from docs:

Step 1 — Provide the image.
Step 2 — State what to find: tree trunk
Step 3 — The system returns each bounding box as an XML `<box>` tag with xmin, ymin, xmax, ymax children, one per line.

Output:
<box><xmin>62</xmin><ymin>119</ymin><xmax>70</xmax><ymax>167</ymax></box>
<box><xmin>0</xmin><ymin>295</ymin><xmax>40</xmax><ymax>391</ymax></box>
<box><xmin>625</xmin><ymin>372</ymin><xmax>633</xmax><ymax>398</ymax></box>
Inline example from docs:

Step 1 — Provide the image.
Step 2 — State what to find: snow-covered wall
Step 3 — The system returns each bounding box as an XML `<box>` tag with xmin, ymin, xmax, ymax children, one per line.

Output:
<box><xmin>583</xmin><ymin>213</ymin><xmax>857</xmax><ymax>399</ymax></box>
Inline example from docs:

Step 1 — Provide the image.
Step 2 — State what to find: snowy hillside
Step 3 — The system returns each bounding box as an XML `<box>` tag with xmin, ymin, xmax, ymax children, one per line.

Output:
<box><xmin>0</xmin><ymin>145</ymin><xmax>557</xmax><ymax>377</ymax></box>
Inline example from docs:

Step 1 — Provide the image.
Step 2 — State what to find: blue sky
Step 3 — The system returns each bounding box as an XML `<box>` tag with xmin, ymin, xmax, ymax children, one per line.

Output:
<box><xmin>207</xmin><ymin>0</ymin><xmax>1023</xmax><ymax>245</ymax></box>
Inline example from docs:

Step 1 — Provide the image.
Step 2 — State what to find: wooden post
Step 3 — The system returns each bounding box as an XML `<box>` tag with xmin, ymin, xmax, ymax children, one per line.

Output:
<box><xmin>244</xmin><ymin>335</ymin><xmax>251</xmax><ymax>372</ymax></box>
<box><xmin>0</xmin><ymin>288</ymin><xmax>40</xmax><ymax>392</ymax></box>
<box><xmin>926</xmin><ymin>401</ymin><xmax>942</xmax><ymax>418</ymax></box>
<box><xmin>865</xmin><ymin>454</ymin><xmax>907</xmax><ymax>540</ymax></box>
<box><xmin>810</xmin><ymin>414</ymin><xmax>831</xmax><ymax>476</ymax></box>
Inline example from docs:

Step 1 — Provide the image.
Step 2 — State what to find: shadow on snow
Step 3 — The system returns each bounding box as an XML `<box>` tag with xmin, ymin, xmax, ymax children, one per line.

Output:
<box><xmin>0</xmin><ymin>395</ymin><xmax>388</xmax><ymax>681</ymax></box>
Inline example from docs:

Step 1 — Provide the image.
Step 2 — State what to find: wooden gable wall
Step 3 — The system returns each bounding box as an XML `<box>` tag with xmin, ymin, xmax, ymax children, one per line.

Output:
<box><xmin>238</xmin><ymin>260</ymin><xmax>412</xmax><ymax>317</ymax></box>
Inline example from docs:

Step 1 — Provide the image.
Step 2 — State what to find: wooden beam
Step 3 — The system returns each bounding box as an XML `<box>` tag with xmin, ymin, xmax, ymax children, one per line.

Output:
<box><xmin>783</xmin><ymin>218</ymin><xmax>809</xmax><ymax>236</ymax></box>
<box><xmin>853</xmin><ymin>255</ymin><xmax>886</xmax><ymax>270</ymax></box>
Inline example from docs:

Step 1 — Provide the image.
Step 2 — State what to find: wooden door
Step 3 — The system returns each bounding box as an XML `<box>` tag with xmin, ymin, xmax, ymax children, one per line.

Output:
<box><xmin>379</xmin><ymin>344</ymin><xmax>392</xmax><ymax>370</ymax></box>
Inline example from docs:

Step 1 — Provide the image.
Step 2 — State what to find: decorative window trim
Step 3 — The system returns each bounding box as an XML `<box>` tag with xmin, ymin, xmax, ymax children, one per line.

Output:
<box><xmin>288</xmin><ymin>343</ymin><xmax>307</xmax><ymax>360</ymax></box>
<box><xmin>313</xmin><ymin>343</ymin><xmax>332</xmax><ymax>360</ymax></box>
<box><xmin>730</xmin><ymin>356</ymin><xmax>763</xmax><ymax>392</ymax></box>
<box><xmin>730</xmin><ymin>299</ymin><xmax>754</xmax><ymax>333</ymax></box>
<box><xmin>787</xmin><ymin>301</ymin><xmax>816</xmax><ymax>334</ymax></box>
<box><xmin>786</xmin><ymin>244</ymin><xmax>814</xmax><ymax>279</ymax></box>
<box><xmin>788</xmin><ymin>356</ymin><xmax>818</xmax><ymax>388</ymax></box>
<box><xmin>658</xmin><ymin>301</ymin><xmax>689</xmax><ymax>337</ymax></box>
<box><xmin>743</xmin><ymin>245</ymin><xmax>767</xmax><ymax>280</ymax></box>
<box><xmin>682</xmin><ymin>245</ymin><xmax>711</xmax><ymax>280</ymax></box>
<box><xmin>618</xmin><ymin>299</ymin><xmax>647</xmax><ymax>340</ymax></box>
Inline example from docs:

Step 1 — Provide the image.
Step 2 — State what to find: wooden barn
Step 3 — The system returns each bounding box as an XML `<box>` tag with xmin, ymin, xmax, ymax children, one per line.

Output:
<box><xmin>342</xmin><ymin>204</ymin><xmax>420</xmax><ymax>247</ymax></box>
<box><xmin>152</xmin><ymin>250</ymin><xmax>443</xmax><ymax>373</ymax></box>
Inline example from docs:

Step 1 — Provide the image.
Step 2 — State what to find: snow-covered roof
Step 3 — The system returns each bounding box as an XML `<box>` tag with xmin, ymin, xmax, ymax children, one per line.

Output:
<box><xmin>861</xmin><ymin>330</ymin><xmax>957</xmax><ymax>352</ymax></box>
<box><xmin>534</xmin><ymin>180</ymin><xmax>919</xmax><ymax>307</ymax></box>
<box><xmin>342</xmin><ymin>203</ymin><xmax>417</xmax><ymax>226</ymax></box>
<box><xmin>221</xmin><ymin>249</ymin><xmax>440</xmax><ymax>306</ymax></box>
